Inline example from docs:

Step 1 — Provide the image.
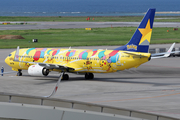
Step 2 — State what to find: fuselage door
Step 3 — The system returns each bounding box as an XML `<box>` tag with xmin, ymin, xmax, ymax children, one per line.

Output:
<box><xmin>116</xmin><ymin>53</ymin><xmax>121</xmax><ymax>66</ymax></box>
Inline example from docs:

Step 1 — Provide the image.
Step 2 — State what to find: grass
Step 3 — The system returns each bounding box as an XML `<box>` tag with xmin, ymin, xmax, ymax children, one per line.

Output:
<box><xmin>0</xmin><ymin>16</ymin><xmax>180</xmax><ymax>22</ymax></box>
<box><xmin>0</xmin><ymin>27</ymin><xmax>179</xmax><ymax>49</ymax></box>
<box><xmin>151</xmin><ymin>27</ymin><xmax>180</xmax><ymax>44</ymax></box>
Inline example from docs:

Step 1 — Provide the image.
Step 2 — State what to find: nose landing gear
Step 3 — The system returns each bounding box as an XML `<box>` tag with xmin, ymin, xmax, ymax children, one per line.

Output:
<box><xmin>17</xmin><ymin>70</ymin><xmax>22</xmax><ymax>76</ymax></box>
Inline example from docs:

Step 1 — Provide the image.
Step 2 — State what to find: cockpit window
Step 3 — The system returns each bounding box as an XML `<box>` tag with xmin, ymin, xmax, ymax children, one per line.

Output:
<box><xmin>8</xmin><ymin>54</ymin><xmax>12</xmax><ymax>57</ymax></box>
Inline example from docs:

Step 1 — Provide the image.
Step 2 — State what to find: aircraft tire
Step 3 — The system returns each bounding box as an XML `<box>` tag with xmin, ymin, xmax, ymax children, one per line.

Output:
<box><xmin>62</xmin><ymin>74</ymin><xmax>69</xmax><ymax>80</ymax></box>
<box><xmin>89</xmin><ymin>73</ymin><xmax>94</xmax><ymax>79</ymax></box>
<box><xmin>85</xmin><ymin>73</ymin><xmax>94</xmax><ymax>79</ymax></box>
<box><xmin>85</xmin><ymin>73</ymin><xmax>89</xmax><ymax>79</ymax></box>
<box><xmin>17</xmin><ymin>72</ymin><xmax>22</xmax><ymax>76</ymax></box>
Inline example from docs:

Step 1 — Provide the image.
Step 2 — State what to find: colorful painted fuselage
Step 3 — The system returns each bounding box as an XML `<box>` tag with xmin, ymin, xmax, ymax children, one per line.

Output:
<box><xmin>5</xmin><ymin>48</ymin><xmax>151</xmax><ymax>73</ymax></box>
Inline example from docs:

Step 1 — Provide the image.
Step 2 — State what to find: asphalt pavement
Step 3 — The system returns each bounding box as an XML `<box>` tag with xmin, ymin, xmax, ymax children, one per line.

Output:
<box><xmin>1</xmin><ymin>47</ymin><xmax>180</xmax><ymax>118</ymax></box>
<box><xmin>0</xmin><ymin>21</ymin><xmax>179</xmax><ymax>30</ymax></box>
<box><xmin>0</xmin><ymin>21</ymin><xmax>180</xmax><ymax>118</ymax></box>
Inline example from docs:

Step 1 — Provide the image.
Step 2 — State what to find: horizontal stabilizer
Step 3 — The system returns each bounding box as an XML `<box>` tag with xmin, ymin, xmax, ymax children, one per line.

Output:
<box><xmin>124</xmin><ymin>52</ymin><xmax>149</xmax><ymax>58</ymax></box>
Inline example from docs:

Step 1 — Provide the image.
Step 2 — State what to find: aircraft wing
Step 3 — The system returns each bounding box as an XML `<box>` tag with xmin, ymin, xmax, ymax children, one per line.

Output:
<box><xmin>151</xmin><ymin>43</ymin><xmax>175</xmax><ymax>59</ymax></box>
<box><xmin>21</xmin><ymin>61</ymin><xmax>76</xmax><ymax>72</ymax></box>
<box><xmin>29</xmin><ymin>62</ymin><xmax>74</xmax><ymax>70</ymax></box>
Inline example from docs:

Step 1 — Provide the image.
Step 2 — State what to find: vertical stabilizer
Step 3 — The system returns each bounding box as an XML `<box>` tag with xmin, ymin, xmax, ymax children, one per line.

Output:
<box><xmin>114</xmin><ymin>8</ymin><xmax>156</xmax><ymax>53</ymax></box>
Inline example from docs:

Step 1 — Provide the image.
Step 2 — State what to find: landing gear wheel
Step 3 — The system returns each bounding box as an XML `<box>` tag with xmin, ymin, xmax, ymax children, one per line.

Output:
<box><xmin>85</xmin><ymin>73</ymin><xmax>89</xmax><ymax>79</ymax></box>
<box><xmin>89</xmin><ymin>73</ymin><xmax>94</xmax><ymax>79</ymax></box>
<box><xmin>17</xmin><ymin>70</ymin><xmax>22</xmax><ymax>76</ymax></box>
<box><xmin>62</xmin><ymin>74</ymin><xmax>69</xmax><ymax>80</ymax></box>
<box><xmin>85</xmin><ymin>73</ymin><xmax>94</xmax><ymax>79</ymax></box>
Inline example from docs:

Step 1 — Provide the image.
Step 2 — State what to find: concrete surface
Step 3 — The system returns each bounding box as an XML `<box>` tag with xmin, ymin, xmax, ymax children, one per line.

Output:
<box><xmin>0</xmin><ymin>21</ymin><xmax>180</xmax><ymax>119</ymax></box>
<box><xmin>0</xmin><ymin>46</ymin><xmax>180</xmax><ymax>118</ymax></box>
<box><xmin>0</xmin><ymin>102</ymin><xmax>142</xmax><ymax>120</ymax></box>
<box><xmin>0</xmin><ymin>22</ymin><xmax>179</xmax><ymax>30</ymax></box>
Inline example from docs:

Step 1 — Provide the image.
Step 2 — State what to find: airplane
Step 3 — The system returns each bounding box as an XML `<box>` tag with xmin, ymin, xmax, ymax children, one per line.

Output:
<box><xmin>4</xmin><ymin>8</ymin><xmax>174</xmax><ymax>80</ymax></box>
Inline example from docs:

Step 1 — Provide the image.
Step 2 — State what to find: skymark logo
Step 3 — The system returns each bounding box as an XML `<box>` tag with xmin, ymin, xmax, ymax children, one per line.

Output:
<box><xmin>127</xmin><ymin>44</ymin><xmax>137</xmax><ymax>50</ymax></box>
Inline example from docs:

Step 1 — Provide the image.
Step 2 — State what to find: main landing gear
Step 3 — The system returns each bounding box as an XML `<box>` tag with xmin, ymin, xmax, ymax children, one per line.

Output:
<box><xmin>16</xmin><ymin>70</ymin><xmax>94</xmax><ymax>80</ymax></box>
<box><xmin>62</xmin><ymin>73</ymin><xmax>69</xmax><ymax>80</ymax></box>
<box><xmin>85</xmin><ymin>73</ymin><xmax>94</xmax><ymax>79</ymax></box>
<box><xmin>61</xmin><ymin>72</ymin><xmax>94</xmax><ymax>80</ymax></box>
<box><xmin>17</xmin><ymin>70</ymin><xmax>22</xmax><ymax>76</ymax></box>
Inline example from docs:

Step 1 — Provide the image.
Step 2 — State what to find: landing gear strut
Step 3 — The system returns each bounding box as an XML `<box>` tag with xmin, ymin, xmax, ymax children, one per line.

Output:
<box><xmin>85</xmin><ymin>73</ymin><xmax>94</xmax><ymax>79</ymax></box>
<box><xmin>17</xmin><ymin>70</ymin><xmax>22</xmax><ymax>76</ymax></box>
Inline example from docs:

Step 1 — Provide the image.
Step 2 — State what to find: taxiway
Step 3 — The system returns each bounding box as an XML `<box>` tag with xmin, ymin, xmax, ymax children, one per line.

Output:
<box><xmin>1</xmin><ymin>47</ymin><xmax>180</xmax><ymax>118</ymax></box>
<box><xmin>0</xmin><ymin>21</ymin><xmax>179</xmax><ymax>30</ymax></box>
<box><xmin>0</xmin><ymin>20</ymin><xmax>180</xmax><ymax>118</ymax></box>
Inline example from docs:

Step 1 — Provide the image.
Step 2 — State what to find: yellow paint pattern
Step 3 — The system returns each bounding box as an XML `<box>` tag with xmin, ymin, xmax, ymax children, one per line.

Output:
<box><xmin>138</xmin><ymin>19</ymin><xmax>152</xmax><ymax>45</ymax></box>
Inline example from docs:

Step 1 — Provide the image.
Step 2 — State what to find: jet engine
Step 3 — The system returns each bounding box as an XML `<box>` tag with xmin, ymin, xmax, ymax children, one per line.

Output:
<box><xmin>28</xmin><ymin>65</ymin><xmax>49</xmax><ymax>76</ymax></box>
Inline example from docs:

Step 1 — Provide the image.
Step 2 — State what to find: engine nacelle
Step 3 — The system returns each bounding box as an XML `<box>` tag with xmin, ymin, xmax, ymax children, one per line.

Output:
<box><xmin>28</xmin><ymin>65</ymin><xmax>49</xmax><ymax>76</ymax></box>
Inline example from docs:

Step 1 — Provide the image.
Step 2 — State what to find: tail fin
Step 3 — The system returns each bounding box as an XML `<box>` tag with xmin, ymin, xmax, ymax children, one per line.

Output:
<box><xmin>114</xmin><ymin>8</ymin><xmax>156</xmax><ymax>53</ymax></box>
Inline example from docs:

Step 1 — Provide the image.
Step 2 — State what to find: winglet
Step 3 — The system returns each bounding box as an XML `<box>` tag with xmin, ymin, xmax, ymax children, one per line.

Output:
<box><xmin>164</xmin><ymin>42</ymin><xmax>175</xmax><ymax>57</ymax></box>
<box><xmin>14</xmin><ymin>46</ymin><xmax>19</xmax><ymax>61</ymax></box>
<box><xmin>151</xmin><ymin>43</ymin><xmax>175</xmax><ymax>59</ymax></box>
<box><xmin>44</xmin><ymin>73</ymin><xmax>63</xmax><ymax>98</ymax></box>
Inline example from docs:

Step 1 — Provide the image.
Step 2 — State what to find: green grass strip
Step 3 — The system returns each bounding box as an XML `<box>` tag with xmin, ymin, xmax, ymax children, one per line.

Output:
<box><xmin>0</xmin><ymin>27</ymin><xmax>179</xmax><ymax>49</ymax></box>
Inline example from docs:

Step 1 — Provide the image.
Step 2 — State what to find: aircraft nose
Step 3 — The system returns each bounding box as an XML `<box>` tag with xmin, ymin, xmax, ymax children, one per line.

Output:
<box><xmin>5</xmin><ymin>57</ymin><xmax>9</xmax><ymax>65</ymax></box>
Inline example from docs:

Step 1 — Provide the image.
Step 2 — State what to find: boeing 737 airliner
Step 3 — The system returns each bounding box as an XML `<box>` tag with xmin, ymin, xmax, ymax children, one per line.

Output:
<box><xmin>4</xmin><ymin>8</ymin><xmax>174</xmax><ymax>80</ymax></box>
